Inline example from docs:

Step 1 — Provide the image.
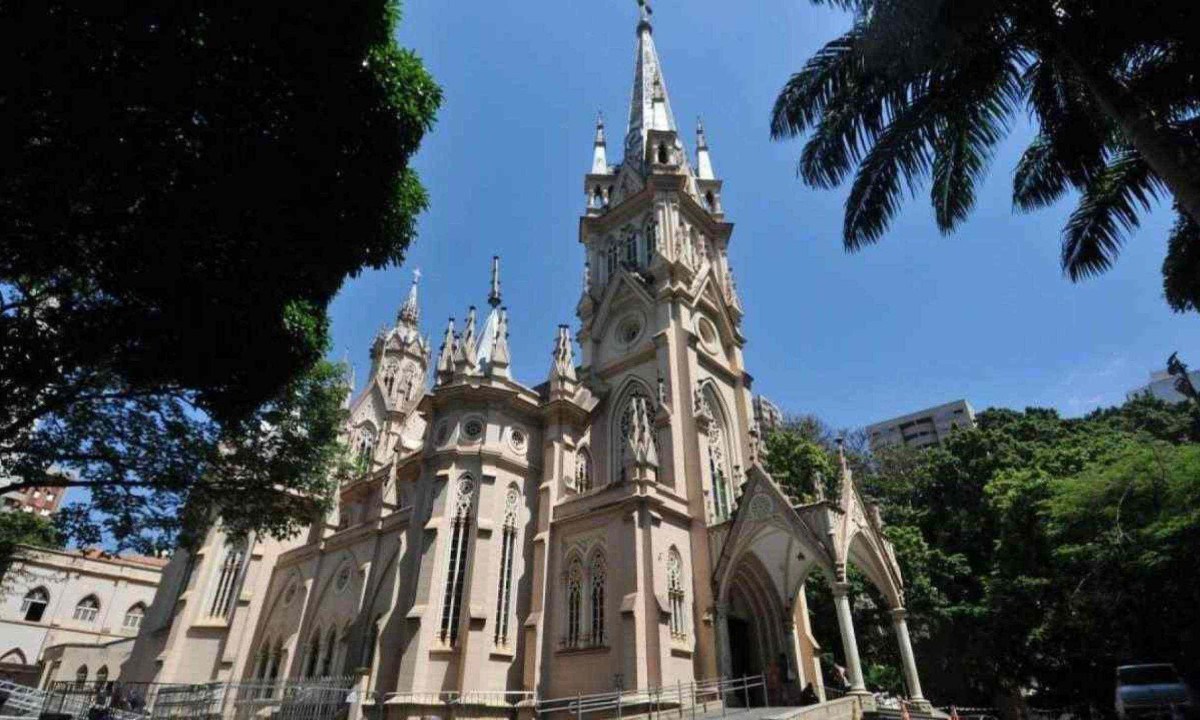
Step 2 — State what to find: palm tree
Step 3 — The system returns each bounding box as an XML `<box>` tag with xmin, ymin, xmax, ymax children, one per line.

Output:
<box><xmin>770</xmin><ymin>0</ymin><xmax>1200</xmax><ymax>311</ymax></box>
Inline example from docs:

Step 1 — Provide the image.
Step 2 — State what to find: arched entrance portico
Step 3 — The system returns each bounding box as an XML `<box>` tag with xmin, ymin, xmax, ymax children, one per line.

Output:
<box><xmin>711</xmin><ymin>448</ymin><xmax>928</xmax><ymax>709</ymax></box>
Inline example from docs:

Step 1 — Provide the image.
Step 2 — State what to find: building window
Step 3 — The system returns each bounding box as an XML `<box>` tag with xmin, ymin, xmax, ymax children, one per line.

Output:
<box><xmin>606</xmin><ymin>243</ymin><xmax>619</xmax><ymax>280</ymax></box>
<box><xmin>381</xmin><ymin>361</ymin><xmax>400</xmax><ymax>396</ymax></box>
<box><xmin>74</xmin><ymin>665</ymin><xmax>88</xmax><ymax>688</ymax></box>
<box><xmin>209</xmin><ymin>539</ymin><xmax>246</xmax><ymax>618</ymax></box>
<box><xmin>589</xmin><ymin>552</ymin><xmax>607</xmax><ymax>647</ymax></box>
<box><xmin>494</xmin><ymin>487</ymin><xmax>519</xmax><ymax>647</ymax></box>
<box><xmin>668</xmin><ymin>548</ymin><xmax>686</xmax><ymax>638</ymax></box>
<box><xmin>439</xmin><ymin>475</ymin><xmax>474</xmax><ymax>646</ymax></box>
<box><xmin>565</xmin><ymin>556</ymin><xmax>583</xmax><ymax>648</ymax></box>
<box><xmin>362</xmin><ymin>616</ymin><xmax>381</xmax><ymax>669</ymax></box>
<box><xmin>123</xmin><ymin>603</ymin><xmax>146</xmax><ymax>630</ymax></box>
<box><xmin>617</xmin><ymin>385</ymin><xmax>656</xmax><ymax>483</ymax></box>
<box><xmin>354</xmin><ymin>426</ymin><xmax>377</xmax><ymax>469</ymax></box>
<box><xmin>708</xmin><ymin>434</ymin><xmax>731</xmax><ymax>522</ymax></box>
<box><xmin>575</xmin><ymin>448</ymin><xmax>592</xmax><ymax>492</ymax></box>
<box><xmin>320</xmin><ymin>627</ymin><xmax>337</xmax><ymax>677</ymax></box>
<box><xmin>304</xmin><ymin>628</ymin><xmax>322</xmax><ymax>678</ymax></box>
<box><xmin>21</xmin><ymin>588</ymin><xmax>49</xmax><ymax>623</ymax></box>
<box><xmin>73</xmin><ymin>595</ymin><xmax>100</xmax><ymax>623</ymax></box>
<box><xmin>623</xmin><ymin>230</ymin><xmax>638</xmax><ymax>266</ymax></box>
<box><xmin>95</xmin><ymin>665</ymin><xmax>109</xmax><ymax>687</ymax></box>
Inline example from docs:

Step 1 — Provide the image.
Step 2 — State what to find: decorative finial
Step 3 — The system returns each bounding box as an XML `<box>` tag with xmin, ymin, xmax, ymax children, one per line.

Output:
<box><xmin>488</xmin><ymin>256</ymin><xmax>502</xmax><ymax>308</ymax></box>
<box><xmin>637</xmin><ymin>0</ymin><xmax>652</xmax><ymax>29</ymax></box>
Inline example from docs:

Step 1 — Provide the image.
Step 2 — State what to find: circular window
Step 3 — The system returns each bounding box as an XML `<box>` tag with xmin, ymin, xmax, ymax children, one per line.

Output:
<box><xmin>462</xmin><ymin>418</ymin><xmax>485</xmax><ymax>443</ymax></box>
<box><xmin>334</xmin><ymin>564</ymin><xmax>352</xmax><ymax>594</ymax></box>
<box><xmin>509</xmin><ymin>427</ymin><xmax>528</xmax><ymax>454</ymax></box>
<box><xmin>695</xmin><ymin>316</ymin><xmax>719</xmax><ymax>354</ymax></box>
<box><xmin>614</xmin><ymin>313</ymin><xmax>644</xmax><ymax>347</ymax></box>
<box><xmin>433</xmin><ymin>420</ymin><xmax>452</xmax><ymax>446</ymax></box>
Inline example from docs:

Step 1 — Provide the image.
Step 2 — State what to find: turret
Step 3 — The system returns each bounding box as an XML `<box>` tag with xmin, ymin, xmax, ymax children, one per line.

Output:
<box><xmin>547</xmin><ymin>325</ymin><xmax>578</xmax><ymax>400</ymax></box>
<box><xmin>488</xmin><ymin>309</ymin><xmax>511</xmax><ymax>379</ymax></box>
<box><xmin>436</xmin><ymin>317</ymin><xmax>456</xmax><ymax>385</ymax></box>
<box><xmin>591</xmin><ymin>114</ymin><xmax>608</xmax><ymax>174</ymax></box>
<box><xmin>695</xmin><ymin>118</ymin><xmax>715</xmax><ymax>180</ymax></box>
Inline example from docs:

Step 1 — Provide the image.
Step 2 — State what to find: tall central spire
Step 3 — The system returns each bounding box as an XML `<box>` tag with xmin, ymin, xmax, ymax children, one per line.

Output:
<box><xmin>624</xmin><ymin>0</ymin><xmax>678</xmax><ymax>167</ymax></box>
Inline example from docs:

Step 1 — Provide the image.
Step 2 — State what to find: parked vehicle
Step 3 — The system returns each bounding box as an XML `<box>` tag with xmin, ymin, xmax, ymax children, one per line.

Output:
<box><xmin>1116</xmin><ymin>664</ymin><xmax>1195</xmax><ymax>720</ymax></box>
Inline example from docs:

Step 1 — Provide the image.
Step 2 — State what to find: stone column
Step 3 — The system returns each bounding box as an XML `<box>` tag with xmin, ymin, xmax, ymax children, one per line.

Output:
<box><xmin>890</xmin><ymin>608</ymin><xmax>925</xmax><ymax>702</ymax></box>
<box><xmin>831</xmin><ymin>582</ymin><xmax>867</xmax><ymax>693</ymax></box>
<box><xmin>714</xmin><ymin>604</ymin><xmax>733</xmax><ymax>678</ymax></box>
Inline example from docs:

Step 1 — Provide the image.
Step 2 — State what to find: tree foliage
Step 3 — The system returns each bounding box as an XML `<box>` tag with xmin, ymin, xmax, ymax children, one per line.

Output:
<box><xmin>0</xmin><ymin>511</ymin><xmax>61</xmax><ymax>579</ymax></box>
<box><xmin>0</xmin><ymin>1</ymin><xmax>439</xmax><ymax>550</ymax></box>
<box><xmin>767</xmin><ymin>396</ymin><xmax>1200</xmax><ymax>708</ymax></box>
<box><xmin>770</xmin><ymin>0</ymin><xmax>1200</xmax><ymax>313</ymax></box>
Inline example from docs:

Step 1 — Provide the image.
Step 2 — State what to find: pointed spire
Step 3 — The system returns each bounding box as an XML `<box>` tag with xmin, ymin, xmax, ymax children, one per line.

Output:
<box><xmin>625</xmin><ymin>0</ymin><xmax>677</xmax><ymax>166</ymax></box>
<box><xmin>592</xmin><ymin>113</ymin><xmax>609</xmax><ymax>174</ymax></box>
<box><xmin>455</xmin><ymin>306</ymin><xmax>478</xmax><ymax>374</ymax></box>
<box><xmin>489</xmin><ymin>308</ymin><xmax>511</xmax><ymax>378</ymax></box>
<box><xmin>488</xmin><ymin>256</ymin><xmax>502</xmax><ymax>308</ymax></box>
<box><xmin>436</xmin><ymin>317</ymin><xmax>456</xmax><ymax>383</ymax></box>
<box><xmin>398</xmin><ymin>268</ymin><xmax>421</xmax><ymax>326</ymax></box>
<box><xmin>696</xmin><ymin>118</ymin><xmax>716</xmax><ymax>180</ymax></box>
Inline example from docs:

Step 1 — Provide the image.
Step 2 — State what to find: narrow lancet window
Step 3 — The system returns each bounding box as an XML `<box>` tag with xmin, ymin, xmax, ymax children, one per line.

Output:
<box><xmin>439</xmin><ymin>476</ymin><xmax>475</xmax><ymax>646</ymax></box>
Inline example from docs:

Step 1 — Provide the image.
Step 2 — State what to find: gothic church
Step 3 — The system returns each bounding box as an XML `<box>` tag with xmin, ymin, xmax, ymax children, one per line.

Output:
<box><xmin>116</xmin><ymin>8</ymin><xmax>928</xmax><ymax>717</ymax></box>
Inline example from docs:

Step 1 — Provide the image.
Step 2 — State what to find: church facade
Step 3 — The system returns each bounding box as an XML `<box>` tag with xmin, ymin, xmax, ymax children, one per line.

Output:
<box><xmin>120</xmin><ymin>9</ymin><xmax>927</xmax><ymax>718</ymax></box>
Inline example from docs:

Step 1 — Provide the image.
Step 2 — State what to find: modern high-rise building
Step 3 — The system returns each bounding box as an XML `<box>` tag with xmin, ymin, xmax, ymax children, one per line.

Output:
<box><xmin>865</xmin><ymin>400</ymin><xmax>976</xmax><ymax>452</ymax></box>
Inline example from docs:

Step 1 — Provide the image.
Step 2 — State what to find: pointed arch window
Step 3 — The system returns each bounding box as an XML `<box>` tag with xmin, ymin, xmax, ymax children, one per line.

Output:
<box><xmin>564</xmin><ymin>556</ymin><xmax>583</xmax><ymax>649</ymax></box>
<box><xmin>95</xmin><ymin>665</ymin><xmax>109</xmax><ymax>687</ymax></box>
<box><xmin>589</xmin><ymin>552</ymin><xmax>607</xmax><ymax>647</ymax></box>
<box><xmin>439</xmin><ymin>475</ymin><xmax>475</xmax><ymax>646</ymax></box>
<box><xmin>74</xmin><ymin>665</ymin><xmax>88</xmax><ymax>688</ymax></box>
<box><xmin>494</xmin><ymin>486</ymin><xmax>519</xmax><ymax>647</ymax></box>
<box><xmin>575</xmin><ymin>448</ymin><xmax>593</xmax><ymax>493</ymax></box>
<box><xmin>667</xmin><ymin>548</ymin><xmax>687</xmax><ymax>638</ymax></box>
<box><xmin>73</xmin><ymin>595</ymin><xmax>100</xmax><ymax>623</ymax></box>
<box><xmin>623</xmin><ymin>229</ymin><xmax>638</xmax><ymax>267</ymax></box>
<box><xmin>123</xmin><ymin>603</ymin><xmax>146</xmax><ymax>629</ymax></box>
<box><xmin>21</xmin><ymin>587</ymin><xmax>49</xmax><ymax>622</ymax></box>
<box><xmin>304</xmin><ymin>627</ymin><xmax>322</xmax><ymax>678</ymax></box>
<box><xmin>708</xmin><ymin>425</ymin><xmax>732</xmax><ymax>522</ymax></box>
<box><xmin>1</xmin><ymin>649</ymin><xmax>27</xmax><ymax>666</ymax></box>
<box><xmin>644</xmin><ymin>218</ymin><xmax>658</xmax><ymax>266</ymax></box>
<box><xmin>354</xmin><ymin>426</ymin><xmax>377</xmax><ymax>468</ymax></box>
<box><xmin>617</xmin><ymin>385</ymin><xmax>657</xmax><ymax>483</ymax></box>
<box><xmin>209</xmin><ymin>538</ymin><xmax>246</xmax><ymax>618</ymax></box>
<box><xmin>319</xmin><ymin>626</ymin><xmax>337</xmax><ymax>677</ymax></box>
<box><xmin>381</xmin><ymin>361</ymin><xmax>400</xmax><ymax>396</ymax></box>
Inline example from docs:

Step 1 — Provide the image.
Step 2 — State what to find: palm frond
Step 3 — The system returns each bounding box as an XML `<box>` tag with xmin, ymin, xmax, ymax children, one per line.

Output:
<box><xmin>1013</xmin><ymin>134</ymin><xmax>1070</xmax><ymax>211</ymax></box>
<box><xmin>1024</xmin><ymin>58</ymin><xmax>1109</xmax><ymax>188</ymax></box>
<box><xmin>771</xmin><ymin>28</ymin><xmax>866</xmax><ymax>140</ymax></box>
<box><xmin>1061</xmin><ymin>147</ymin><xmax>1163</xmax><ymax>279</ymax></box>
<box><xmin>930</xmin><ymin>50</ymin><xmax>1022</xmax><ymax>232</ymax></box>
<box><xmin>1162</xmin><ymin>205</ymin><xmax>1200</xmax><ymax>313</ymax></box>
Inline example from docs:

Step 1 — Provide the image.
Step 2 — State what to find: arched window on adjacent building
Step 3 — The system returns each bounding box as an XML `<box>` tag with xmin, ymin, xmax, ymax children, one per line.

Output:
<box><xmin>438</xmin><ymin>475</ymin><xmax>475</xmax><ymax>647</ymax></box>
<box><xmin>95</xmin><ymin>665</ymin><xmax>109</xmax><ymax>687</ymax></box>
<box><xmin>74</xmin><ymin>665</ymin><xmax>88</xmax><ymax>688</ymax></box>
<box><xmin>564</xmin><ymin>555</ymin><xmax>583</xmax><ymax>649</ymax></box>
<box><xmin>575</xmin><ymin>448</ymin><xmax>592</xmax><ymax>493</ymax></box>
<box><xmin>209</xmin><ymin>537</ymin><xmax>246</xmax><ymax>618</ymax></box>
<box><xmin>21</xmin><ymin>587</ymin><xmax>49</xmax><ymax>623</ymax></box>
<box><xmin>123</xmin><ymin>603</ymin><xmax>146</xmax><ymax>630</ymax></box>
<box><xmin>73</xmin><ymin>595</ymin><xmax>100</xmax><ymax>623</ymax></box>
<box><xmin>0</xmin><ymin>649</ymin><xmax>27</xmax><ymax>666</ymax></box>
<box><xmin>667</xmin><ymin>548</ymin><xmax>686</xmax><ymax>638</ymax></box>
<box><xmin>589</xmin><ymin>551</ymin><xmax>607</xmax><ymax>647</ymax></box>
<box><xmin>494</xmin><ymin>486</ymin><xmax>519</xmax><ymax>647</ymax></box>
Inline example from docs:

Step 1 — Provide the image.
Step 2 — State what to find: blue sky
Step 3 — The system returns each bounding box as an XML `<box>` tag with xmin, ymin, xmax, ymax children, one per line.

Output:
<box><xmin>329</xmin><ymin>0</ymin><xmax>1199</xmax><ymax>430</ymax></box>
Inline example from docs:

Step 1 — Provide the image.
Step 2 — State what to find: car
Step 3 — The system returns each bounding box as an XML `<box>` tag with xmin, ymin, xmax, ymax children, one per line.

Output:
<box><xmin>1116</xmin><ymin>664</ymin><xmax>1195</xmax><ymax>720</ymax></box>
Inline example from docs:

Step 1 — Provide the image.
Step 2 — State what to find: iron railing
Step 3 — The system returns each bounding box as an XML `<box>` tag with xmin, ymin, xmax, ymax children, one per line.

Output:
<box><xmin>537</xmin><ymin>674</ymin><xmax>769</xmax><ymax>720</ymax></box>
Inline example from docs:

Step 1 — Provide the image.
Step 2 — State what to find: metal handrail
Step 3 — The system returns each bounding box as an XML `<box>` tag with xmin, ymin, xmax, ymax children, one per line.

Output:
<box><xmin>538</xmin><ymin>674</ymin><xmax>769</xmax><ymax>719</ymax></box>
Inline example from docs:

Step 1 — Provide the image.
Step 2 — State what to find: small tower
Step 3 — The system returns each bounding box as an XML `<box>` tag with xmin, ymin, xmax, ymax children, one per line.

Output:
<box><xmin>591</xmin><ymin>114</ymin><xmax>608</xmax><ymax>175</ymax></box>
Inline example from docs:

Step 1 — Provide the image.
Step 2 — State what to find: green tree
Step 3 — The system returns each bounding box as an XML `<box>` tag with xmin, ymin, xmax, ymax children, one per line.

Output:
<box><xmin>769</xmin><ymin>0</ymin><xmax>1200</xmax><ymax>312</ymax></box>
<box><xmin>0</xmin><ymin>0</ymin><xmax>439</xmax><ymax>548</ymax></box>
<box><xmin>0</xmin><ymin>511</ymin><xmax>61</xmax><ymax>578</ymax></box>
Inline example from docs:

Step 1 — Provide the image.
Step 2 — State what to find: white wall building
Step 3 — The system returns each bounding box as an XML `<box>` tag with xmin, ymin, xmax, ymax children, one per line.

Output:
<box><xmin>866</xmin><ymin>400</ymin><xmax>976</xmax><ymax>452</ymax></box>
<box><xmin>0</xmin><ymin>546</ymin><xmax>164</xmax><ymax>687</ymax></box>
